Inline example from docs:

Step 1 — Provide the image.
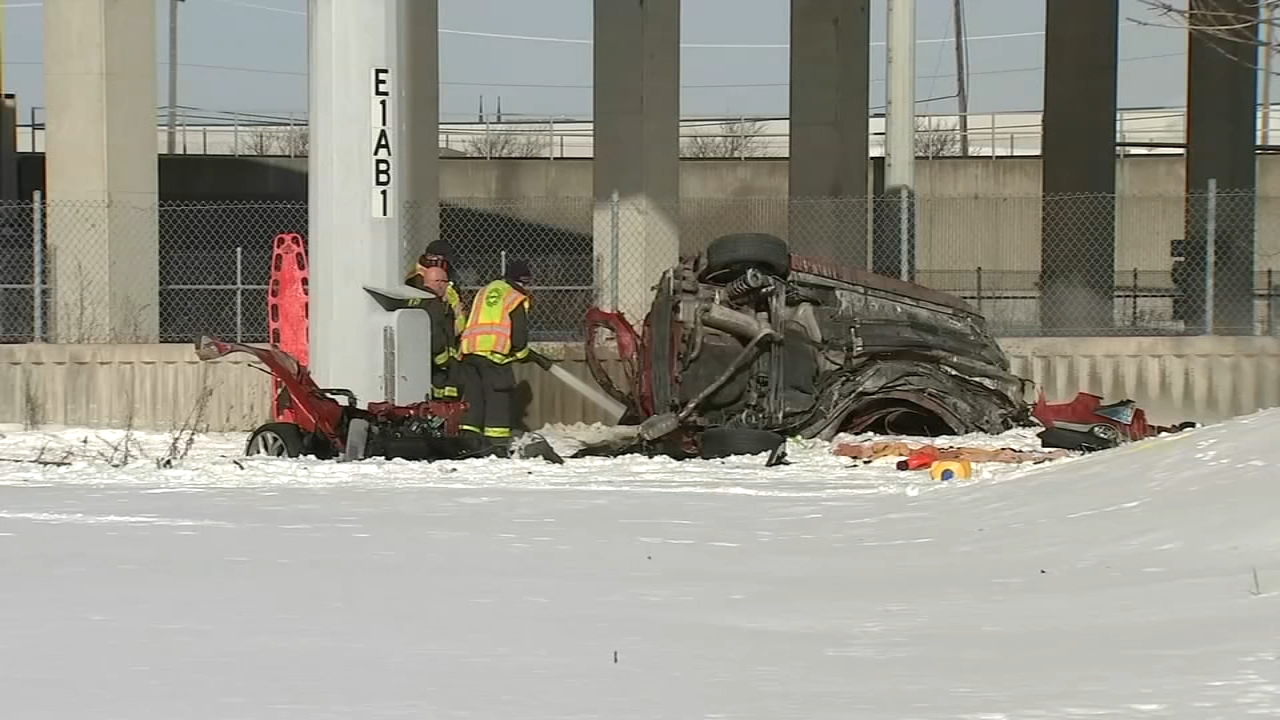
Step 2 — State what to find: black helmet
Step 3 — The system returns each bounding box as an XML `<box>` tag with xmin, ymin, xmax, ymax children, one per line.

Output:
<box><xmin>419</xmin><ymin>240</ymin><xmax>458</xmax><ymax>284</ymax></box>
<box><xmin>504</xmin><ymin>259</ymin><xmax>532</xmax><ymax>287</ymax></box>
<box><xmin>423</xmin><ymin>240</ymin><xmax>453</xmax><ymax>260</ymax></box>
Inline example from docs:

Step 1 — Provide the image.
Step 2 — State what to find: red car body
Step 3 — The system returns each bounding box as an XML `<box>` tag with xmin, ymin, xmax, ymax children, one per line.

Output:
<box><xmin>1031</xmin><ymin>390</ymin><xmax>1172</xmax><ymax>443</ymax></box>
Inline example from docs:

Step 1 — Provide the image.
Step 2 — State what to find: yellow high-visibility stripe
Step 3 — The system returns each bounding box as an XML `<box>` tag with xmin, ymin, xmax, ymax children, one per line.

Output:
<box><xmin>459</xmin><ymin>279</ymin><xmax>528</xmax><ymax>357</ymax></box>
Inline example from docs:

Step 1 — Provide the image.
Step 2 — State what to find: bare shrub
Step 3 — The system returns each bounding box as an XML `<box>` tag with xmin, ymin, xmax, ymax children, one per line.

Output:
<box><xmin>462</xmin><ymin>125</ymin><xmax>551</xmax><ymax>158</ymax></box>
<box><xmin>158</xmin><ymin>366</ymin><xmax>215</xmax><ymax>468</ymax></box>
<box><xmin>915</xmin><ymin>117</ymin><xmax>963</xmax><ymax>158</ymax></box>
<box><xmin>683</xmin><ymin>119</ymin><xmax>771</xmax><ymax>159</ymax></box>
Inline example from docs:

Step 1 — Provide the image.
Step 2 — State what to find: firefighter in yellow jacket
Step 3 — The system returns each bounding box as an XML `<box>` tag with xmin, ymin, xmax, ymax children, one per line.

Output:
<box><xmin>457</xmin><ymin>259</ymin><xmax>534</xmax><ymax>456</ymax></box>
<box><xmin>404</xmin><ymin>240</ymin><xmax>467</xmax><ymax>399</ymax></box>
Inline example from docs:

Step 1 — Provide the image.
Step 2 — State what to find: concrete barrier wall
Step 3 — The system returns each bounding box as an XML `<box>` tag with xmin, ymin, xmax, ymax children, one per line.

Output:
<box><xmin>19</xmin><ymin>153</ymin><xmax>1280</xmax><ymax>276</ymax></box>
<box><xmin>442</xmin><ymin>156</ymin><xmax>1280</xmax><ymax>282</ymax></box>
<box><xmin>3</xmin><ymin>338</ymin><xmax>1278</xmax><ymax>434</ymax></box>
<box><xmin>1000</xmin><ymin>336</ymin><xmax>1280</xmax><ymax>427</ymax></box>
<box><xmin>0</xmin><ymin>343</ymin><xmax>273</xmax><ymax>432</ymax></box>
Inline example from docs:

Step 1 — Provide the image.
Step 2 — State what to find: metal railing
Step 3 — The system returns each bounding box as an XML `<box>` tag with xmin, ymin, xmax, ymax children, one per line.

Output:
<box><xmin>21</xmin><ymin>105</ymin><xmax>1276</xmax><ymax>158</ymax></box>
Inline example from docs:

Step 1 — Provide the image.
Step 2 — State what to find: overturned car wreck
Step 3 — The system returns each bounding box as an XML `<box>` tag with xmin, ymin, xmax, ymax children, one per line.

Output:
<box><xmin>584</xmin><ymin>233</ymin><xmax>1035</xmax><ymax>457</ymax></box>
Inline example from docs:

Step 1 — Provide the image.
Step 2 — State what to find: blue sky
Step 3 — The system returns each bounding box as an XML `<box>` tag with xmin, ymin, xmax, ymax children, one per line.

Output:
<box><xmin>0</xmin><ymin>0</ymin><xmax>1222</xmax><ymax>123</ymax></box>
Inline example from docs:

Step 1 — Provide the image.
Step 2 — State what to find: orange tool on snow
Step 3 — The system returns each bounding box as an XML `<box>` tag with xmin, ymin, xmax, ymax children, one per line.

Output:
<box><xmin>896</xmin><ymin>445</ymin><xmax>939</xmax><ymax>471</ymax></box>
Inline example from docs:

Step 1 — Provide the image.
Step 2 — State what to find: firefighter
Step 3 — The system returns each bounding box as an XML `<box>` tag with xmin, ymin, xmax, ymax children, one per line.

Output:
<box><xmin>405</xmin><ymin>240</ymin><xmax>469</xmax><ymax>400</ymax></box>
<box><xmin>415</xmin><ymin>265</ymin><xmax>464</xmax><ymax>400</ymax></box>
<box><xmin>405</xmin><ymin>239</ymin><xmax>467</xmax><ymax>338</ymax></box>
<box><xmin>457</xmin><ymin>259</ymin><xmax>534</xmax><ymax>456</ymax></box>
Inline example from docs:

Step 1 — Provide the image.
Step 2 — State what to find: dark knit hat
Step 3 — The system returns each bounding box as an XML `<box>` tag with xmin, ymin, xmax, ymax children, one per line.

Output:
<box><xmin>419</xmin><ymin>240</ymin><xmax>459</xmax><ymax>284</ymax></box>
<box><xmin>504</xmin><ymin>259</ymin><xmax>532</xmax><ymax>285</ymax></box>
<box><xmin>423</xmin><ymin>240</ymin><xmax>453</xmax><ymax>259</ymax></box>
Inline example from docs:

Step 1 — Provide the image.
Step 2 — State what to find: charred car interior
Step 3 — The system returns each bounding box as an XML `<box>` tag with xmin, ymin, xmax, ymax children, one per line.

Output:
<box><xmin>585</xmin><ymin>232</ymin><xmax>1037</xmax><ymax>458</ymax></box>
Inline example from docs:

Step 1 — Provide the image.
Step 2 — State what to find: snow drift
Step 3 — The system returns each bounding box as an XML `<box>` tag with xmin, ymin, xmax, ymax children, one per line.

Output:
<box><xmin>1</xmin><ymin>410</ymin><xmax>1279</xmax><ymax>717</ymax></box>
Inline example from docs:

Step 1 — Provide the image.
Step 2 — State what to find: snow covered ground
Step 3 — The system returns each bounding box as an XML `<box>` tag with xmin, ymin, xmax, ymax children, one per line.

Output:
<box><xmin>0</xmin><ymin>422</ymin><xmax>1056</xmax><ymax>496</ymax></box>
<box><xmin>2</xmin><ymin>414</ymin><xmax>1279</xmax><ymax>718</ymax></box>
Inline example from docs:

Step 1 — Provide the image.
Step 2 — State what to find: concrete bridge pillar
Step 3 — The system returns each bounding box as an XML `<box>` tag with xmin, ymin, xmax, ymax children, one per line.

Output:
<box><xmin>1184</xmin><ymin>0</ymin><xmax>1259</xmax><ymax>335</ymax></box>
<box><xmin>592</xmin><ymin>0</ymin><xmax>681</xmax><ymax>321</ymax></box>
<box><xmin>789</xmin><ymin>0</ymin><xmax>871</xmax><ymax>268</ymax></box>
<box><xmin>42</xmin><ymin>0</ymin><xmax>159</xmax><ymax>342</ymax></box>
<box><xmin>307</xmin><ymin>0</ymin><xmax>438</xmax><ymax>402</ymax></box>
<box><xmin>1039</xmin><ymin>0</ymin><xmax>1119</xmax><ymax>335</ymax></box>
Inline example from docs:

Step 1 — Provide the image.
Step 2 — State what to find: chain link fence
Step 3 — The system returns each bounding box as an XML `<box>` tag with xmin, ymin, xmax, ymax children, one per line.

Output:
<box><xmin>2</xmin><ymin>189</ymin><xmax>1277</xmax><ymax>344</ymax></box>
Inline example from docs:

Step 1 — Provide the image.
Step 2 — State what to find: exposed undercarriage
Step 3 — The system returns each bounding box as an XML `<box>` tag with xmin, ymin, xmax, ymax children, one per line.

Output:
<box><xmin>584</xmin><ymin>233</ymin><xmax>1035</xmax><ymax>457</ymax></box>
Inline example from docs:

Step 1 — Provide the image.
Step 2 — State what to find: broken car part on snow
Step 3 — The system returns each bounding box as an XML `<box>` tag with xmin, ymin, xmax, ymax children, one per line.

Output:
<box><xmin>580</xmin><ymin>232</ymin><xmax>1196</xmax><ymax>460</ymax></box>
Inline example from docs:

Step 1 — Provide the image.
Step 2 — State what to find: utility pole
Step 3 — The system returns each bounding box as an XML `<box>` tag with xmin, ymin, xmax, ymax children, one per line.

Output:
<box><xmin>0</xmin><ymin>0</ymin><xmax>6</xmax><ymax>94</ymax></box>
<box><xmin>952</xmin><ymin>0</ymin><xmax>969</xmax><ymax>156</ymax></box>
<box><xmin>167</xmin><ymin>0</ymin><xmax>184</xmax><ymax>155</ymax></box>
<box><xmin>1263</xmin><ymin>1</ymin><xmax>1275</xmax><ymax>145</ymax></box>
<box><xmin>884</xmin><ymin>0</ymin><xmax>916</xmax><ymax>281</ymax></box>
<box><xmin>885</xmin><ymin>0</ymin><xmax>916</xmax><ymax>190</ymax></box>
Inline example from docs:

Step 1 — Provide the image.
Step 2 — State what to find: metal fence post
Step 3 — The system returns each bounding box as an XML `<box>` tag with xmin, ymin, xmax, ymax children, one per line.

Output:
<box><xmin>898</xmin><ymin>185</ymin><xmax>910</xmax><ymax>282</ymax></box>
<box><xmin>975</xmin><ymin>266</ymin><xmax>983</xmax><ymax>313</ymax></box>
<box><xmin>32</xmin><ymin>189</ymin><xmax>43</xmax><ymax>342</ymax></box>
<box><xmin>610</xmin><ymin>189</ymin><xmax>620</xmax><ymax>311</ymax></box>
<box><xmin>234</xmin><ymin>245</ymin><xmax>244</xmax><ymax>342</ymax></box>
<box><xmin>1204</xmin><ymin>177</ymin><xmax>1217</xmax><ymax>335</ymax></box>
<box><xmin>1269</xmin><ymin>268</ymin><xmax>1275</xmax><ymax>337</ymax></box>
<box><xmin>1131</xmin><ymin>268</ymin><xmax>1140</xmax><ymax>326</ymax></box>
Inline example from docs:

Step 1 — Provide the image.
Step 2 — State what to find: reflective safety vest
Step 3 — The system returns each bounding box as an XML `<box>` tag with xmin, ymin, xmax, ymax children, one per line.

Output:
<box><xmin>444</xmin><ymin>283</ymin><xmax>466</xmax><ymax>335</ymax></box>
<box><xmin>459</xmin><ymin>279</ymin><xmax>529</xmax><ymax>362</ymax></box>
<box><xmin>444</xmin><ymin>283</ymin><xmax>467</xmax><ymax>360</ymax></box>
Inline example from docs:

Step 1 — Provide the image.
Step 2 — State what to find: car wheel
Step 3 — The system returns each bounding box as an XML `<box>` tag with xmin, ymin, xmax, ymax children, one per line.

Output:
<box><xmin>1089</xmin><ymin>423</ymin><xmax>1122</xmax><ymax>443</ymax></box>
<box><xmin>700</xmin><ymin>427</ymin><xmax>786</xmax><ymax>459</ymax></box>
<box><xmin>245</xmin><ymin>422</ymin><xmax>306</xmax><ymax>458</ymax></box>
<box><xmin>703</xmin><ymin>233</ymin><xmax>791</xmax><ymax>280</ymax></box>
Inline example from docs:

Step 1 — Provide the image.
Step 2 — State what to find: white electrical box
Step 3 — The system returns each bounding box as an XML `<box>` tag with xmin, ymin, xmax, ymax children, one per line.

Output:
<box><xmin>364</xmin><ymin>285</ymin><xmax>437</xmax><ymax>404</ymax></box>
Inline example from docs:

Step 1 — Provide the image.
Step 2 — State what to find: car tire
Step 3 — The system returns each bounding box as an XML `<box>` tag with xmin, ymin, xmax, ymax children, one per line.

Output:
<box><xmin>1088</xmin><ymin>423</ymin><xmax>1122</xmax><ymax>443</ymax></box>
<box><xmin>700</xmin><ymin>427</ymin><xmax>786</xmax><ymax>459</ymax></box>
<box><xmin>245</xmin><ymin>422</ymin><xmax>306</xmax><ymax>458</ymax></box>
<box><xmin>703</xmin><ymin>233</ymin><xmax>791</xmax><ymax>280</ymax></box>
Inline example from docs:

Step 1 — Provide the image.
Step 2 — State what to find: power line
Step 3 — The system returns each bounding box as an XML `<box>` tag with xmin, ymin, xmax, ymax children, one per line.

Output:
<box><xmin>0</xmin><ymin>51</ymin><xmax>1185</xmax><ymax>87</ymax></box>
<box><xmin>437</xmin><ymin>26</ymin><xmax>1048</xmax><ymax>49</ymax></box>
<box><xmin>0</xmin><ymin>0</ymin><xmax>1184</xmax><ymax>52</ymax></box>
<box><xmin>110</xmin><ymin>0</ymin><xmax>1054</xmax><ymax>50</ymax></box>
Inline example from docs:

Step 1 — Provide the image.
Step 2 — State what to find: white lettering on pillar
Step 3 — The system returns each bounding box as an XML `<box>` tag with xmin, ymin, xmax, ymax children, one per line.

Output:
<box><xmin>371</xmin><ymin>67</ymin><xmax>393</xmax><ymax>218</ymax></box>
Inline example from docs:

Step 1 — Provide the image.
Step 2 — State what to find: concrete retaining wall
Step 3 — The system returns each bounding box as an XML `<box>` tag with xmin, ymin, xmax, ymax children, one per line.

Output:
<box><xmin>3</xmin><ymin>338</ymin><xmax>1278</xmax><ymax>434</ymax></box>
<box><xmin>0</xmin><ymin>343</ymin><xmax>272</xmax><ymax>432</ymax></box>
<box><xmin>18</xmin><ymin>153</ymin><xmax>1280</xmax><ymax>279</ymax></box>
<box><xmin>1000</xmin><ymin>336</ymin><xmax>1280</xmax><ymax>427</ymax></box>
